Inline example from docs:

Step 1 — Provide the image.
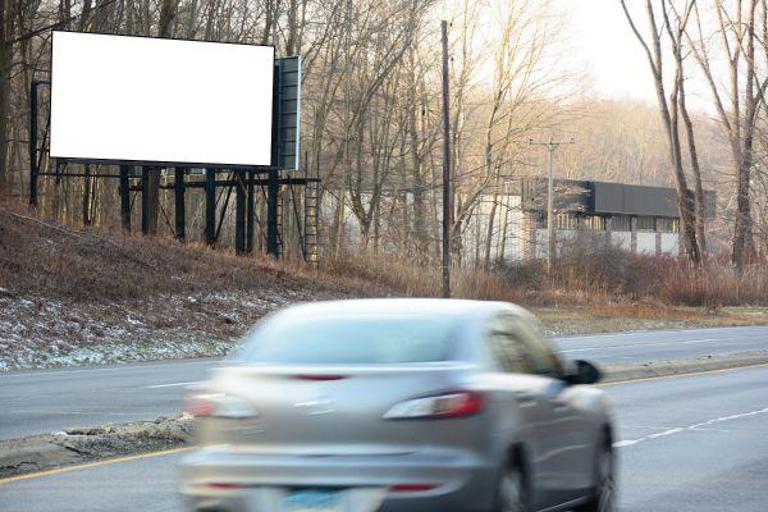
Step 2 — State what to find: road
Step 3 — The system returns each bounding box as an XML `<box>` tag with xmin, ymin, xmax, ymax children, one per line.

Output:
<box><xmin>553</xmin><ymin>325</ymin><xmax>768</xmax><ymax>365</ymax></box>
<box><xmin>2</xmin><ymin>364</ymin><xmax>767</xmax><ymax>511</ymax></box>
<box><xmin>0</xmin><ymin>359</ymin><xmax>216</xmax><ymax>440</ymax></box>
<box><xmin>1</xmin><ymin>326</ymin><xmax>766</xmax><ymax>440</ymax></box>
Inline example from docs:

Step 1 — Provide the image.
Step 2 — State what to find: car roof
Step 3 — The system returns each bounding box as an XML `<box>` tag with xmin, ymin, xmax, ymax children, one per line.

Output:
<box><xmin>274</xmin><ymin>298</ymin><xmax>530</xmax><ymax>320</ymax></box>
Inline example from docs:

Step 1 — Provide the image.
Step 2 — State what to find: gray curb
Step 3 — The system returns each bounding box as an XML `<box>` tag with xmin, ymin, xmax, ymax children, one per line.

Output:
<box><xmin>0</xmin><ymin>416</ymin><xmax>192</xmax><ymax>480</ymax></box>
<box><xmin>602</xmin><ymin>352</ymin><xmax>768</xmax><ymax>383</ymax></box>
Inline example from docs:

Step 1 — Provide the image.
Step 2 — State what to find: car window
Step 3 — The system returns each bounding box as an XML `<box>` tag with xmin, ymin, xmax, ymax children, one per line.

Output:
<box><xmin>238</xmin><ymin>313</ymin><xmax>466</xmax><ymax>364</ymax></box>
<box><xmin>486</xmin><ymin>316</ymin><xmax>536</xmax><ymax>374</ymax></box>
<box><xmin>509</xmin><ymin>318</ymin><xmax>563</xmax><ymax>378</ymax></box>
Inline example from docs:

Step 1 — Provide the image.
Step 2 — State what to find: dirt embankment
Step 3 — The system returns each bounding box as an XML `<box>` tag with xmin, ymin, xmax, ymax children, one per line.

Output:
<box><xmin>0</xmin><ymin>206</ymin><xmax>373</xmax><ymax>371</ymax></box>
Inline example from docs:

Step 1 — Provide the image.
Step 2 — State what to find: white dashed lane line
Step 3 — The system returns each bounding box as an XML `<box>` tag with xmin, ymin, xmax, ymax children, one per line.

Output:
<box><xmin>144</xmin><ymin>381</ymin><xmax>199</xmax><ymax>389</ymax></box>
<box><xmin>614</xmin><ymin>406</ymin><xmax>768</xmax><ymax>448</ymax></box>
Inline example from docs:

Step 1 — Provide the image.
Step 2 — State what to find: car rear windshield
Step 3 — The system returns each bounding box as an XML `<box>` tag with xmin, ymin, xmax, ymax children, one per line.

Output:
<box><xmin>239</xmin><ymin>314</ymin><xmax>465</xmax><ymax>364</ymax></box>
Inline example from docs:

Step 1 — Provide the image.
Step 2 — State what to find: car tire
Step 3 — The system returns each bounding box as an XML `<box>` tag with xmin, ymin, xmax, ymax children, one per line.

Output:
<box><xmin>493</xmin><ymin>455</ymin><xmax>530</xmax><ymax>512</ymax></box>
<box><xmin>575</xmin><ymin>440</ymin><xmax>616</xmax><ymax>512</ymax></box>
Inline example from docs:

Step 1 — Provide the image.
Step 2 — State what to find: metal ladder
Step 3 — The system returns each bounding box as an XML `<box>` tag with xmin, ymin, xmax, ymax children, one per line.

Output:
<box><xmin>303</xmin><ymin>177</ymin><xmax>320</xmax><ymax>267</ymax></box>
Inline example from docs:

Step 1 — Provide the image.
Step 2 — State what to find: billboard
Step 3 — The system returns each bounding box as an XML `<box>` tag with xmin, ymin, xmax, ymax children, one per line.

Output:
<box><xmin>50</xmin><ymin>31</ymin><xmax>275</xmax><ymax>167</ymax></box>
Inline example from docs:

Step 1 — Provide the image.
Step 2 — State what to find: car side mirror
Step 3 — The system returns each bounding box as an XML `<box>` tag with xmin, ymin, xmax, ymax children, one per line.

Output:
<box><xmin>564</xmin><ymin>359</ymin><xmax>602</xmax><ymax>385</ymax></box>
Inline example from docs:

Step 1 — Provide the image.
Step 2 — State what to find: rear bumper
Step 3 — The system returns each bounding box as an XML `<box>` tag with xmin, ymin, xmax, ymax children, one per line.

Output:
<box><xmin>179</xmin><ymin>446</ymin><xmax>498</xmax><ymax>512</ymax></box>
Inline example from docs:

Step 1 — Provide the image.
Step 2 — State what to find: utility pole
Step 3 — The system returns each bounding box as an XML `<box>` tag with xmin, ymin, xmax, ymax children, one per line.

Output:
<box><xmin>441</xmin><ymin>20</ymin><xmax>452</xmax><ymax>298</ymax></box>
<box><xmin>529</xmin><ymin>138</ymin><xmax>575</xmax><ymax>273</ymax></box>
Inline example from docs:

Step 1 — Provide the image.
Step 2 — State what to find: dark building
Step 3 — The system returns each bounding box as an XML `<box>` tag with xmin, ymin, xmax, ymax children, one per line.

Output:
<box><xmin>519</xmin><ymin>178</ymin><xmax>715</xmax><ymax>259</ymax></box>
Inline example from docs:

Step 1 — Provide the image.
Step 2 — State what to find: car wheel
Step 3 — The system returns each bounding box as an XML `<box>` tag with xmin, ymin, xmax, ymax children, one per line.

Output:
<box><xmin>576</xmin><ymin>442</ymin><xmax>616</xmax><ymax>512</ymax></box>
<box><xmin>494</xmin><ymin>457</ymin><xmax>529</xmax><ymax>512</ymax></box>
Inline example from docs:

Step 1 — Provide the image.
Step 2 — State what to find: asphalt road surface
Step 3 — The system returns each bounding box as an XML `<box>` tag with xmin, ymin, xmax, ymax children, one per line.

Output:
<box><xmin>553</xmin><ymin>325</ymin><xmax>768</xmax><ymax>365</ymax></box>
<box><xmin>2</xmin><ymin>364</ymin><xmax>767</xmax><ymax>511</ymax></box>
<box><xmin>0</xmin><ymin>359</ymin><xmax>216</xmax><ymax>440</ymax></box>
<box><xmin>1</xmin><ymin>326</ymin><xmax>766</xmax><ymax>440</ymax></box>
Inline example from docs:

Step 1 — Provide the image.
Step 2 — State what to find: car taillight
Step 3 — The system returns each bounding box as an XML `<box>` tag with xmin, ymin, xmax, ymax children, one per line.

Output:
<box><xmin>383</xmin><ymin>391</ymin><xmax>485</xmax><ymax>420</ymax></box>
<box><xmin>184</xmin><ymin>392</ymin><xmax>258</xmax><ymax>419</ymax></box>
<box><xmin>205</xmin><ymin>483</ymin><xmax>244</xmax><ymax>490</ymax></box>
<box><xmin>184</xmin><ymin>396</ymin><xmax>216</xmax><ymax>417</ymax></box>
<box><xmin>390</xmin><ymin>484</ymin><xmax>438</xmax><ymax>493</ymax></box>
<box><xmin>293</xmin><ymin>374</ymin><xmax>348</xmax><ymax>381</ymax></box>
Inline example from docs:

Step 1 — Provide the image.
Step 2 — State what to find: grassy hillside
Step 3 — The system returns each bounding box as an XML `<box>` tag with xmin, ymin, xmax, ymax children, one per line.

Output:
<box><xmin>1</xmin><ymin>202</ymin><xmax>766</xmax><ymax>371</ymax></box>
<box><xmin>0</xmin><ymin>204</ymin><xmax>367</xmax><ymax>370</ymax></box>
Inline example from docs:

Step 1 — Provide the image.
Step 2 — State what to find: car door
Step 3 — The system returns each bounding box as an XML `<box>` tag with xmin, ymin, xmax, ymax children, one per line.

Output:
<box><xmin>484</xmin><ymin>314</ymin><xmax>562</xmax><ymax>511</ymax></box>
<box><xmin>509</xmin><ymin>317</ymin><xmax>593</xmax><ymax>503</ymax></box>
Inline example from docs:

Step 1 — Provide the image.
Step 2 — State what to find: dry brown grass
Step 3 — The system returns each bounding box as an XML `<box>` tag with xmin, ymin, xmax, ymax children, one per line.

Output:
<box><xmin>318</xmin><ymin>246</ymin><xmax>768</xmax><ymax>310</ymax></box>
<box><xmin>3</xmin><ymin>199</ymin><xmax>767</xmax><ymax>325</ymax></box>
<box><xmin>321</xmin><ymin>252</ymin><xmax>523</xmax><ymax>302</ymax></box>
<box><xmin>654</xmin><ymin>260</ymin><xmax>768</xmax><ymax>308</ymax></box>
<box><xmin>0</xmin><ymin>203</ymin><xmax>355</xmax><ymax>302</ymax></box>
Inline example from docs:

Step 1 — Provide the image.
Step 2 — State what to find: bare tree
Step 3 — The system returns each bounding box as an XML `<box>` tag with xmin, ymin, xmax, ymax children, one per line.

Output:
<box><xmin>449</xmin><ymin>0</ymin><xmax>563</xmax><ymax>265</ymax></box>
<box><xmin>0</xmin><ymin>0</ymin><xmax>15</xmax><ymax>192</ymax></box>
<box><xmin>621</xmin><ymin>0</ymin><xmax>702</xmax><ymax>264</ymax></box>
<box><xmin>665</xmin><ymin>1</ymin><xmax>708</xmax><ymax>257</ymax></box>
<box><xmin>684</xmin><ymin>0</ymin><xmax>767</xmax><ymax>267</ymax></box>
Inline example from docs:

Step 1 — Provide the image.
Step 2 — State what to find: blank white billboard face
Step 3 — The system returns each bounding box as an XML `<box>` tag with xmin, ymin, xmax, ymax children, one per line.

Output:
<box><xmin>50</xmin><ymin>32</ymin><xmax>274</xmax><ymax>167</ymax></box>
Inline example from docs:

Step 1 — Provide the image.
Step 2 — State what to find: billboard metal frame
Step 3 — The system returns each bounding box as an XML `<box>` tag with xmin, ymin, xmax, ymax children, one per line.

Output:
<box><xmin>29</xmin><ymin>34</ymin><xmax>313</xmax><ymax>261</ymax></box>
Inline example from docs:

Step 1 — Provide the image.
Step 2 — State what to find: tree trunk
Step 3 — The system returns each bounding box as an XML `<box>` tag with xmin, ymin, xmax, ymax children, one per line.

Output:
<box><xmin>286</xmin><ymin>0</ymin><xmax>297</xmax><ymax>55</ymax></box>
<box><xmin>484</xmin><ymin>193</ymin><xmax>498</xmax><ymax>269</ymax></box>
<box><xmin>332</xmin><ymin>191</ymin><xmax>345</xmax><ymax>254</ymax></box>
<box><xmin>406</xmin><ymin>52</ymin><xmax>427</xmax><ymax>256</ymax></box>
<box><xmin>621</xmin><ymin>0</ymin><xmax>701</xmax><ymax>265</ymax></box>
<box><xmin>0</xmin><ymin>0</ymin><xmax>12</xmax><ymax>192</ymax></box>
<box><xmin>185</xmin><ymin>0</ymin><xmax>198</xmax><ymax>38</ymax></box>
<box><xmin>499</xmin><ymin>193</ymin><xmax>510</xmax><ymax>261</ymax></box>
<box><xmin>678</xmin><ymin>62</ymin><xmax>706</xmax><ymax>259</ymax></box>
<box><xmin>733</xmin><ymin>147</ymin><xmax>754</xmax><ymax>267</ymax></box>
<box><xmin>262</xmin><ymin>0</ymin><xmax>277</xmax><ymax>45</ymax></box>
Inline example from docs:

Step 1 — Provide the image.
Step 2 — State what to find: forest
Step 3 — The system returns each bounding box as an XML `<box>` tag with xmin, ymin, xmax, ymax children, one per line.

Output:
<box><xmin>1</xmin><ymin>0</ymin><xmax>768</xmax><ymax>275</ymax></box>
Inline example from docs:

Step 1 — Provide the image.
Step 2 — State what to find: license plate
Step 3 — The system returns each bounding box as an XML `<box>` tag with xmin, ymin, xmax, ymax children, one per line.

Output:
<box><xmin>281</xmin><ymin>489</ymin><xmax>343</xmax><ymax>512</ymax></box>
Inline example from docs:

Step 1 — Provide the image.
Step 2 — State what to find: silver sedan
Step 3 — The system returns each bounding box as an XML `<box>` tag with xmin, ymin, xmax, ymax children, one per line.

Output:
<box><xmin>179</xmin><ymin>299</ymin><xmax>616</xmax><ymax>512</ymax></box>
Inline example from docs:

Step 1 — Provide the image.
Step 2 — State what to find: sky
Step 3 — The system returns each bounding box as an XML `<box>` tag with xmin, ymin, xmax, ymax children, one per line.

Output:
<box><xmin>434</xmin><ymin>0</ymin><xmax>721</xmax><ymax>113</ymax></box>
<box><xmin>567</xmin><ymin>0</ymin><xmax>660</xmax><ymax>104</ymax></box>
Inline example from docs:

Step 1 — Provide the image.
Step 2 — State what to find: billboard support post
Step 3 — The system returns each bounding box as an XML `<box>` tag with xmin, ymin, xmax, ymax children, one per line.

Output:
<box><xmin>174</xmin><ymin>167</ymin><xmax>186</xmax><ymax>241</ymax></box>
<box><xmin>119</xmin><ymin>165</ymin><xmax>131</xmax><ymax>232</ymax></box>
<box><xmin>246</xmin><ymin>169</ymin><xmax>255</xmax><ymax>254</ymax></box>
<box><xmin>267</xmin><ymin>169</ymin><xmax>280</xmax><ymax>258</ymax></box>
<box><xmin>29</xmin><ymin>80</ymin><xmax>39</xmax><ymax>207</ymax></box>
<box><xmin>205</xmin><ymin>168</ymin><xmax>216</xmax><ymax>246</ymax></box>
<box><xmin>235</xmin><ymin>169</ymin><xmax>246</xmax><ymax>254</ymax></box>
<box><xmin>141</xmin><ymin>166</ymin><xmax>150</xmax><ymax>235</ymax></box>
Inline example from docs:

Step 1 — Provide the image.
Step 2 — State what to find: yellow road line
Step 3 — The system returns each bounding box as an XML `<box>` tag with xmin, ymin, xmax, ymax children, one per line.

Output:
<box><xmin>600</xmin><ymin>361</ymin><xmax>768</xmax><ymax>387</ymax></box>
<box><xmin>0</xmin><ymin>446</ymin><xmax>192</xmax><ymax>486</ymax></box>
<box><xmin>3</xmin><ymin>362</ymin><xmax>768</xmax><ymax>485</ymax></box>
